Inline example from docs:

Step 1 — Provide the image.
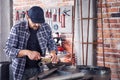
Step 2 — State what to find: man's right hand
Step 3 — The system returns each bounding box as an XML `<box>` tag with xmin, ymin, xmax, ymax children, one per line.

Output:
<box><xmin>18</xmin><ymin>50</ymin><xmax>41</xmax><ymax>60</ymax></box>
<box><xmin>27</xmin><ymin>51</ymin><xmax>41</xmax><ymax>60</ymax></box>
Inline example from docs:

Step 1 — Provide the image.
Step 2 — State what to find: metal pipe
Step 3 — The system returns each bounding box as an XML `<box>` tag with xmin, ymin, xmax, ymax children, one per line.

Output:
<box><xmin>76</xmin><ymin>17</ymin><xmax>102</xmax><ymax>20</ymax></box>
<box><xmin>80</xmin><ymin>0</ymin><xmax>85</xmax><ymax>65</ymax></box>
<box><xmin>100</xmin><ymin>0</ymin><xmax>105</xmax><ymax>67</ymax></box>
<box><xmin>71</xmin><ymin>0</ymin><xmax>76</xmax><ymax>65</ymax></box>
<box><xmin>86</xmin><ymin>0</ymin><xmax>91</xmax><ymax>66</ymax></box>
<box><xmin>82</xmin><ymin>42</ymin><xmax>102</xmax><ymax>44</ymax></box>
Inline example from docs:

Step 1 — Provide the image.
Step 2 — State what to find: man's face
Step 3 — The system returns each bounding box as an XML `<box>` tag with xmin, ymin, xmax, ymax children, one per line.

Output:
<box><xmin>28</xmin><ymin>18</ymin><xmax>41</xmax><ymax>30</ymax></box>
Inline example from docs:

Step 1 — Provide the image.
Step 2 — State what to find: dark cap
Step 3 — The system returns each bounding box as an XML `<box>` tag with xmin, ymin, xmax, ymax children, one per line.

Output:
<box><xmin>28</xmin><ymin>6</ymin><xmax>45</xmax><ymax>23</ymax></box>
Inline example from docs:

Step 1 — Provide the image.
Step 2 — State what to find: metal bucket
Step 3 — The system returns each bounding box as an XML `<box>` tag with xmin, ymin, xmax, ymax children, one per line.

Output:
<box><xmin>76</xmin><ymin>65</ymin><xmax>111</xmax><ymax>80</ymax></box>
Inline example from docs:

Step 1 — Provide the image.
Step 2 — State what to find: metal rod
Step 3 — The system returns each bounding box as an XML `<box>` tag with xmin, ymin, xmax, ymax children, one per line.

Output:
<box><xmin>100</xmin><ymin>0</ymin><xmax>105</xmax><ymax>67</ymax></box>
<box><xmin>81</xmin><ymin>42</ymin><xmax>102</xmax><ymax>44</ymax></box>
<box><xmin>71</xmin><ymin>41</ymin><xmax>103</xmax><ymax>44</ymax></box>
<box><xmin>73</xmin><ymin>18</ymin><xmax>102</xmax><ymax>20</ymax></box>
<box><xmin>71</xmin><ymin>0</ymin><xmax>76</xmax><ymax>66</ymax></box>
<box><xmin>80</xmin><ymin>0</ymin><xmax>85</xmax><ymax>65</ymax></box>
<box><xmin>81</xmin><ymin>18</ymin><xmax>102</xmax><ymax>20</ymax></box>
<box><xmin>86</xmin><ymin>0</ymin><xmax>91</xmax><ymax>66</ymax></box>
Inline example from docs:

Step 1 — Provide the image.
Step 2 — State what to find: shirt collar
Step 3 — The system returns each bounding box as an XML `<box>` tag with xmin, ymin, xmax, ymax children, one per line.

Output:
<box><xmin>25</xmin><ymin>20</ymin><xmax>29</xmax><ymax>30</ymax></box>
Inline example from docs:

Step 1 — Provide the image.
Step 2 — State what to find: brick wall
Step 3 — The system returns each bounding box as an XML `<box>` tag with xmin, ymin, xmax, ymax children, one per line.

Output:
<box><xmin>13</xmin><ymin>0</ymin><xmax>120</xmax><ymax>80</ymax></box>
<box><xmin>97</xmin><ymin>0</ymin><xmax>120</xmax><ymax>80</ymax></box>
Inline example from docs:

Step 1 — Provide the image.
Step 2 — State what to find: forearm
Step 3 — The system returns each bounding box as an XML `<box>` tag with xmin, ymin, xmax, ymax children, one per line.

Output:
<box><xmin>18</xmin><ymin>50</ymin><xmax>41</xmax><ymax>60</ymax></box>
<box><xmin>18</xmin><ymin>50</ymin><xmax>30</xmax><ymax>57</ymax></box>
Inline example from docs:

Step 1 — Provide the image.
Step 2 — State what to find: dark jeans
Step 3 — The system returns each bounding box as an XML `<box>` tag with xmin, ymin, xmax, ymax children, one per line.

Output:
<box><xmin>9</xmin><ymin>64</ymin><xmax>13</xmax><ymax>80</ymax></box>
<box><xmin>9</xmin><ymin>64</ymin><xmax>43</xmax><ymax>80</ymax></box>
<box><xmin>22</xmin><ymin>67</ymin><xmax>43</xmax><ymax>80</ymax></box>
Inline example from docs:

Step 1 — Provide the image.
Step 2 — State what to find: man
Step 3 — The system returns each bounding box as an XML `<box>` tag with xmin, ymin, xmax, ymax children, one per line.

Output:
<box><xmin>4</xmin><ymin>6</ymin><xmax>58</xmax><ymax>80</ymax></box>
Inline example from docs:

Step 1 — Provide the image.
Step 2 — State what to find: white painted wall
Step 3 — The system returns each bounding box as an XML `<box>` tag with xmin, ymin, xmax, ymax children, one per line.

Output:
<box><xmin>0</xmin><ymin>0</ymin><xmax>1</xmax><ymax>61</ymax></box>
<box><xmin>0</xmin><ymin>0</ymin><xmax>11</xmax><ymax>61</ymax></box>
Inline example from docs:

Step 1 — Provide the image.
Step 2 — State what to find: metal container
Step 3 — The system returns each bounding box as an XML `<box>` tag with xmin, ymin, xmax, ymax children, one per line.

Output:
<box><xmin>76</xmin><ymin>65</ymin><xmax>111</xmax><ymax>80</ymax></box>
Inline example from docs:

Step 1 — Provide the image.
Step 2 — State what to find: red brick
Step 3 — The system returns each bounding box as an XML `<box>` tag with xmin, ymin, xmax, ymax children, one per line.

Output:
<box><xmin>97</xmin><ymin>52</ymin><xmax>114</xmax><ymax>58</ymax></box>
<box><xmin>111</xmin><ymin>69</ymin><xmax>120</xmax><ymax>73</ymax></box>
<box><xmin>100</xmin><ymin>7</ymin><xmax>119</xmax><ymax>13</ymax></box>
<box><xmin>97</xmin><ymin>13</ymin><xmax>111</xmax><ymax>18</ymax></box>
<box><xmin>109</xmin><ymin>29</ymin><xmax>119</xmax><ymax>34</ymax></box>
<box><xmin>112</xmin><ymin>2</ymin><xmax>120</xmax><ymax>7</ymax></box>
<box><xmin>97</xmin><ymin>23</ymin><xmax>110</xmax><ymax>28</ymax></box>
<box><xmin>63</xmin><ymin>0</ymin><xmax>72</xmax><ymax>1</ymax></box>
<box><xmin>97</xmin><ymin>3</ymin><xmax>111</xmax><ymax>8</ymax></box>
<box><xmin>108</xmin><ymin>8</ymin><xmax>119</xmax><ymax>12</ymax></box>
<box><xmin>97</xmin><ymin>38</ymin><xmax>103</xmax><ymax>43</ymax></box>
<box><xmin>97</xmin><ymin>47</ymin><xmax>103</xmax><ymax>53</ymax></box>
<box><xmin>111</xmin><ymin>64</ymin><xmax>119</xmax><ymax>69</ymax></box>
<box><xmin>104</xmin><ymin>19</ymin><xmax>118</xmax><ymax>23</ymax></box>
<box><xmin>97</xmin><ymin>33</ymin><xmax>111</xmax><ymax>38</ymax></box>
<box><xmin>104</xmin><ymin>44</ymin><xmax>111</xmax><ymax>48</ymax></box>
<box><xmin>105</xmin><ymin>48</ymin><xmax>118</xmax><ymax>53</ymax></box>
<box><xmin>111</xmin><ymin>73</ymin><xmax>120</xmax><ymax>78</ymax></box>
<box><xmin>97</xmin><ymin>57</ymin><xmax>110</xmax><ymax>62</ymax></box>
<box><xmin>106</xmin><ymin>0</ymin><xmax>117</xmax><ymax>2</ymax></box>
<box><xmin>109</xmin><ymin>58</ymin><xmax>118</xmax><ymax>63</ymax></box>
<box><xmin>97</xmin><ymin>61</ymin><xmax>110</xmax><ymax>67</ymax></box>
<box><xmin>106</xmin><ymin>39</ymin><xmax>119</xmax><ymax>44</ymax></box>
<box><xmin>97</xmin><ymin>62</ymin><xmax>104</xmax><ymax>66</ymax></box>
<box><xmin>111</xmin><ymin>24</ymin><xmax>120</xmax><ymax>28</ymax></box>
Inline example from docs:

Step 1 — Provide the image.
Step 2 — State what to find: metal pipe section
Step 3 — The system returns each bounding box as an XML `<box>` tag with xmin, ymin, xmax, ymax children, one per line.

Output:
<box><xmin>80</xmin><ymin>0</ymin><xmax>85</xmax><ymax>65</ymax></box>
<box><xmin>86</xmin><ymin>0</ymin><xmax>91</xmax><ymax>66</ymax></box>
<box><xmin>100</xmin><ymin>0</ymin><xmax>105</xmax><ymax>67</ymax></box>
<box><xmin>71</xmin><ymin>0</ymin><xmax>76</xmax><ymax>65</ymax></box>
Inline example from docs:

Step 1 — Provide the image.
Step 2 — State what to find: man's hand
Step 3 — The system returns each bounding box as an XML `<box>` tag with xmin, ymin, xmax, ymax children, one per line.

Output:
<box><xmin>50</xmin><ymin>50</ymin><xmax>59</xmax><ymax>63</ymax></box>
<box><xmin>27</xmin><ymin>51</ymin><xmax>41</xmax><ymax>60</ymax></box>
<box><xmin>18</xmin><ymin>50</ymin><xmax>41</xmax><ymax>60</ymax></box>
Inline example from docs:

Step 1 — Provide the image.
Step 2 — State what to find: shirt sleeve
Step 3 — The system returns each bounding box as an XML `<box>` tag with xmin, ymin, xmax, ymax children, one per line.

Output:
<box><xmin>46</xmin><ymin>24</ymin><xmax>58</xmax><ymax>54</ymax></box>
<box><xmin>3</xmin><ymin>24</ymin><xmax>20</xmax><ymax>59</ymax></box>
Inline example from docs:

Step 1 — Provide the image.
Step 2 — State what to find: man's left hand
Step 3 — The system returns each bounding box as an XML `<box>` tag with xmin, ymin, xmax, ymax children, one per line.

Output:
<box><xmin>50</xmin><ymin>51</ymin><xmax>59</xmax><ymax>63</ymax></box>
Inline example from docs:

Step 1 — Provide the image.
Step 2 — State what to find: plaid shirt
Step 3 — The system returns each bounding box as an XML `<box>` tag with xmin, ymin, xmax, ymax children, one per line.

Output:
<box><xmin>4</xmin><ymin>21</ymin><xmax>57</xmax><ymax>80</ymax></box>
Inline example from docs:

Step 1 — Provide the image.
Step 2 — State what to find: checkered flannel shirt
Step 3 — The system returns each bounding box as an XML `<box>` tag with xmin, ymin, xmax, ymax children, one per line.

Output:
<box><xmin>4</xmin><ymin>21</ymin><xmax>57</xmax><ymax>80</ymax></box>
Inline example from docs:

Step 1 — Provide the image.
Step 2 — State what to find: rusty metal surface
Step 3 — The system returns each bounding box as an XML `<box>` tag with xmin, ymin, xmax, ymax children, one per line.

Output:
<box><xmin>100</xmin><ymin>0</ymin><xmax>105</xmax><ymax>67</ymax></box>
<box><xmin>32</xmin><ymin>65</ymin><xmax>111</xmax><ymax>80</ymax></box>
<box><xmin>37</xmin><ymin>68</ymin><xmax>58</xmax><ymax>79</ymax></box>
<box><xmin>42</xmin><ymin>72</ymin><xmax>85</xmax><ymax>80</ymax></box>
<box><xmin>37</xmin><ymin>62</ymin><xmax>72</xmax><ymax>79</ymax></box>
